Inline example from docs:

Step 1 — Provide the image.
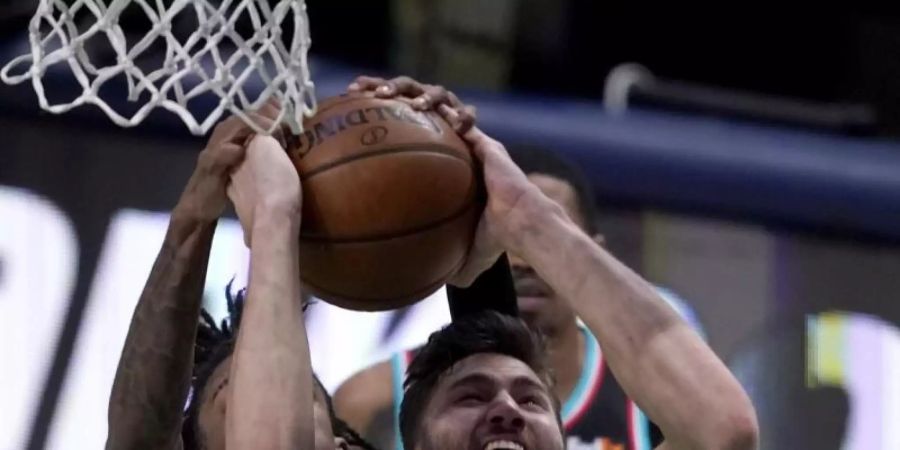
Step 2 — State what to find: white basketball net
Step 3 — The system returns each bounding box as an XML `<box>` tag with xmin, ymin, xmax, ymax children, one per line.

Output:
<box><xmin>0</xmin><ymin>0</ymin><xmax>316</xmax><ymax>135</ymax></box>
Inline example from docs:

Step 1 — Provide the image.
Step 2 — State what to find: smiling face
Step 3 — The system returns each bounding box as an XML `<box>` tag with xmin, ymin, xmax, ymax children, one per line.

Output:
<box><xmin>413</xmin><ymin>353</ymin><xmax>564</xmax><ymax>450</ymax></box>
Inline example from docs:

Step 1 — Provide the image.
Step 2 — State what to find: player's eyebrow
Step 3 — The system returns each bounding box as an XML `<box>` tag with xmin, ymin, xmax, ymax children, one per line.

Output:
<box><xmin>446</xmin><ymin>372</ymin><xmax>497</xmax><ymax>392</ymax></box>
<box><xmin>510</xmin><ymin>376</ymin><xmax>547</xmax><ymax>393</ymax></box>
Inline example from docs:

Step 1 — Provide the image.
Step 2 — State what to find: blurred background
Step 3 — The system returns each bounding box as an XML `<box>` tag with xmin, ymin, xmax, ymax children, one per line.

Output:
<box><xmin>3</xmin><ymin>1</ymin><xmax>900</xmax><ymax>449</ymax></box>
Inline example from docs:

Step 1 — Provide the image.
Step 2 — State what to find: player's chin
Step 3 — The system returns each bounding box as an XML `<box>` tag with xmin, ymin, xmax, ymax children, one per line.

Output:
<box><xmin>517</xmin><ymin>295</ymin><xmax>550</xmax><ymax>310</ymax></box>
<box><xmin>517</xmin><ymin>295</ymin><xmax>552</xmax><ymax>318</ymax></box>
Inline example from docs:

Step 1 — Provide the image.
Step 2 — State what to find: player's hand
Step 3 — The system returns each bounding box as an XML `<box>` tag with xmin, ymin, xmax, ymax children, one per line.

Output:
<box><xmin>450</xmin><ymin>126</ymin><xmax>551</xmax><ymax>287</ymax></box>
<box><xmin>227</xmin><ymin>134</ymin><xmax>302</xmax><ymax>247</ymax></box>
<box><xmin>348</xmin><ymin>75</ymin><xmax>477</xmax><ymax>134</ymax></box>
<box><xmin>174</xmin><ymin>101</ymin><xmax>284</xmax><ymax>224</ymax></box>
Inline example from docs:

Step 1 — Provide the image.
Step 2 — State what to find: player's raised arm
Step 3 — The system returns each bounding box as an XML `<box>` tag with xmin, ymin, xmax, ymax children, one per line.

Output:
<box><xmin>224</xmin><ymin>134</ymin><xmax>314</xmax><ymax>449</ymax></box>
<box><xmin>453</xmin><ymin>127</ymin><xmax>760</xmax><ymax>450</ymax></box>
<box><xmin>105</xmin><ymin>112</ymin><xmax>273</xmax><ymax>450</ymax></box>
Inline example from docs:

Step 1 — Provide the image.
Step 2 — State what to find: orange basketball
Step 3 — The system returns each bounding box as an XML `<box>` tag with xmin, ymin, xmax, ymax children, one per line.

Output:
<box><xmin>286</xmin><ymin>93</ymin><xmax>480</xmax><ymax>311</ymax></box>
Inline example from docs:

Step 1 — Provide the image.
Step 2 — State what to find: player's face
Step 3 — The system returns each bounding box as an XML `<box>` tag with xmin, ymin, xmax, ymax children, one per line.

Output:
<box><xmin>196</xmin><ymin>356</ymin><xmax>341</xmax><ymax>450</ymax></box>
<box><xmin>197</xmin><ymin>356</ymin><xmax>232</xmax><ymax>450</ymax></box>
<box><xmin>510</xmin><ymin>174</ymin><xmax>584</xmax><ymax>334</ymax></box>
<box><xmin>414</xmin><ymin>353</ymin><xmax>564</xmax><ymax>450</ymax></box>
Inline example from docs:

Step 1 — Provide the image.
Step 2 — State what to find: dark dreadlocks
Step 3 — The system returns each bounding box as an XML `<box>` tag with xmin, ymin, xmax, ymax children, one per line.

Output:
<box><xmin>181</xmin><ymin>281</ymin><xmax>377</xmax><ymax>450</ymax></box>
<box><xmin>315</xmin><ymin>375</ymin><xmax>379</xmax><ymax>450</ymax></box>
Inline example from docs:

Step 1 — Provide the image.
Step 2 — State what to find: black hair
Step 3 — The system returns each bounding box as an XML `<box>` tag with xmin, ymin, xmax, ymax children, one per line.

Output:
<box><xmin>507</xmin><ymin>144</ymin><xmax>599</xmax><ymax>234</ymax></box>
<box><xmin>182</xmin><ymin>282</ymin><xmax>245</xmax><ymax>450</ymax></box>
<box><xmin>181</xmin><ymin>282</ymin><xmax>377</xmax><ymax>450</ymax></box>
<box><xmin>398</xmin><ymin>311</ymin><xmax>560</xmax><ymax>450</ymax></box>
<box><xmin>313</xmin><ymin>374</ymin><xmax>379</xmax><ymax>450</ymax></box>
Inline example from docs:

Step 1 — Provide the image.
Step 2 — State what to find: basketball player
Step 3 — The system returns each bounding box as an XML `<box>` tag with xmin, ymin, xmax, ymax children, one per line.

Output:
<box><xmin>221</xmin><ymin>132</ymin><xmax>352</xmax><ymax>449</ymax></box>
<box><xmin>335</xmin><ymin>77</ymin><xmax>704</xmax><ymax>450</ymax></box>
<box><xmin>103</xmin><ymin>106</ymin><xmax>375</xmax><ymax>450</ymax></box>
<box><xmin>105</xmin><ymin>88</ymin><xmax>473</xmax><ymax>449</ymax></box>
<box><xmin>219</xmin><ymin>100</ymin><xmax>758</xmax><ymax>449</ymax></box>
<box><xmin>388</xmin><ymin>122</ymin><xmax>759</xmax><ymax>450</ymax></box>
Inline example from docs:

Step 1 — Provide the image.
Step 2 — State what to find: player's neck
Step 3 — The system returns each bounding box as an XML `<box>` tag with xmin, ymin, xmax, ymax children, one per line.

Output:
<box><xmin>547</xmin><ymin>319</ymin><xmax>585</xmax><ymax>402</ymax></box>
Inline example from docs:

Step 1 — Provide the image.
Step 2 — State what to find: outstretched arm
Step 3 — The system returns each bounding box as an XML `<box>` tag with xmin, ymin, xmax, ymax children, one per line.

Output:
<box><xmin>106</xmin><ymin>111</ymin><xmax>279</xmax><ymax>450</ymax></box>
<box><xmin>106</xmin><ymin>204</ymin><xmax>216</xmax><ymax>450</ymax></box>
<box><xmin>455</xmin><ymin>127</ymin><xmax>759</xmax><ymax>450</ymax></box>
<box><xmin>225</xmin><ymin>135</ymin><xmax>313</xmax><ymax>449</ymax></box>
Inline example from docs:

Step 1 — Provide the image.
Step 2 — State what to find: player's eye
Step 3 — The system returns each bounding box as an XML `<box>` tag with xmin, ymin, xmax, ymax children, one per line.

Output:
<box><xmin>519</xmin><ymin>395</ymin><xmax>545</xmax><ymax>409</ymax></box>
<box><xmin>457</xmin><ymin>392</ymin><xmax>486</xmax><ymax>404</ymax></box>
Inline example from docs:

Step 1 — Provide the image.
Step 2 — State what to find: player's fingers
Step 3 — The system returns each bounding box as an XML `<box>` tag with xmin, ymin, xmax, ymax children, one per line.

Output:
<box><xmin>411</xmin><ymin>92</ymin><xmax>431</xmax><ymax>110</ymax></box>
<box><xmin>446</xmin><ymin>90</ymin><xmax>466</xmax><ymax>110</ymax></box>
<box><xmin>245</xmin><ymin>112</ymin><xmax>276</xmax><ymax>132</ymax></box>
<box><xmin>256</xmin><ymin>97</ymin><xmax>282</xmax><ymax>121</ymax></box>
<box><xmin>208</xmin><ymin>115</ymin><xmax>246</xmax><ymax>146</ymax></box>
<box><xmin>349</xmin><ymin>75</ymin><xmax>386</xmax><ymax>92</ymax></box>
<box><xmin>445</xmin><ymin>91</ymin><xmax>476</xmax><ymax>121</ymax></box>
<box><xmin>281</xmin><ymin>122</ymin><xmax>301</xmax><ymax>150</ymax></box>
<box><xmin>201</xmin><ymin>142</ymin><xmax>246</xmax><ymax>175</ymax></box>
<box><xmin>463</xmin><ymin>126</ymin><xmax>508</xmax><ymax>161</ymax></box>
<box><xmin>437</xmin><ymin>104</ymin><xmax>462</xmax><ymax>130</ymax></box>
<box><xmin>217</xmin><ymin>143</ymin><xmax>247</xmax><ymax>169</ymax></box>
<box><xmin>228</xmin><ymin>112</ymin><xmax>279</xmax><ymax>149</ymax></box>
<box><xmin>248</xmin><ymin>109</ymin><xmax>290</xmax><ymax>148</ymax></box>
<box><xmin>245</xmin><ymin>112</ymin><xmax>290</xmax><ymax>149</ymax></box>
<box><xmin>218</xmin><ymin>124</ymin><xmax>255</xmax><ymax>153</ymax></box>
<box><xmin>377</xmin><ymin>75</ymin><xmax>426</xmax><ymax>98</ymax></box>
<box><xmin>455</xmin><ymin>105</ymin><xmax>477</xmax><ymax>134</ymax></box>
<box><xmin>438</xmin><ymin>103</ymin><xmax>475</xmax><ymax>135</ymax></box>
<box><xmin>413</xmin><ymin>84</ymin><xmax>450</xmax><ymax>110</ymax></box>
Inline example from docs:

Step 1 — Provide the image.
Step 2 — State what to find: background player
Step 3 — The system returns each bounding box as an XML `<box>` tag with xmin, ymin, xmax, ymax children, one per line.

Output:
<box><xmin>334</xmin><ymin>77</ymin><xmax>703</xmax><ymax>450</ymax></box>
<box><xmin>389</xmin><ymin>120</ymin><xmax>758</xmax><ymax>450</ymax></box>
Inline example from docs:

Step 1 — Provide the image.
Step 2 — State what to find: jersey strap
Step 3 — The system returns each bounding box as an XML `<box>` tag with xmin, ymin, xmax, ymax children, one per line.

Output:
<box><xmin>561</xmin><ymin>325</ymin><xmax>606</xmax><ymax>429</ymax></box>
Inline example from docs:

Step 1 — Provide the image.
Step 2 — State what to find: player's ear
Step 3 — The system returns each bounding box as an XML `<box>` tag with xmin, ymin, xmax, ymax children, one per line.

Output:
<box><xmin>334</xmin><ymin>437</ymin><xmax>349</xmax><ymax>449</ymax></box>
<box><xmin>592</xmin><ymin>233</ymin><xmax>606</xmax><ymax>248</ymax></box>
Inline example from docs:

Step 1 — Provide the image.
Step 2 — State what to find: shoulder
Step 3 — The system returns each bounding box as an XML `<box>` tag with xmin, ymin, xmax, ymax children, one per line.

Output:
<box><xmin>334</xmin><ymin>357</ymin><xmax>396</xmax><ymax>408</ymax></box>
<box><xmin>652</xmin><ymin>285</ymin><xmax>705</xmax><ymax>339</ymax></box>
<box><xmin>332</xmin><ymin>356</ymin><xmax>399</xmax><ymax>430</ymax></box>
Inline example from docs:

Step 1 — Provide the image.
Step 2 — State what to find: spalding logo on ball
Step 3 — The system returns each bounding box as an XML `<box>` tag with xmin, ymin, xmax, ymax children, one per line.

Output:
<box><xmin>287</xmin><ymin>93</ymin><xmax>480</xmax><ymax>311</ymax></box>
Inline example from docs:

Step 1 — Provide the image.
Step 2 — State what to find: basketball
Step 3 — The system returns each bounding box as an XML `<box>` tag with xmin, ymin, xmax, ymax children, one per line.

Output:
<box><xmin>287</xmin><ymin>93</ymin><xmax>480</xmax><ymax>311</ymax></box>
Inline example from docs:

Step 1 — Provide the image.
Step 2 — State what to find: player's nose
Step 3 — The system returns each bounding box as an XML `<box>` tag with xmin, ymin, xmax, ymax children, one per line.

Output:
<box><xmin>486</xmin><ymin>392</ymin><xmax>526</xmax><ymax>431</ymax></box>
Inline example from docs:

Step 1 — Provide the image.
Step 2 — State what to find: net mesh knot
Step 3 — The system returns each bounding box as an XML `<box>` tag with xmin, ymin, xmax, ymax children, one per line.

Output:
<box><xmin>1</xmin><ymin>0</ymin><xmax>316</xmax><ymax>136</ymax></box>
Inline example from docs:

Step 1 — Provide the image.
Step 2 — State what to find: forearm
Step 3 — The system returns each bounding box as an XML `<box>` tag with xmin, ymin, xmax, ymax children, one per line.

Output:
<box><xmin>513</xmin><ymin>204</ymin><xmax>757</xmax><ymax>449</ymax></box>
<box><xmin>227</xmin><ymin>207</ymin><xmax>312</xmax><ymax>450</ymax></box>
<box><xmin>106</xmin><ymin>209</ymin><xmax>216</xmax><ymax>450</ymax></box>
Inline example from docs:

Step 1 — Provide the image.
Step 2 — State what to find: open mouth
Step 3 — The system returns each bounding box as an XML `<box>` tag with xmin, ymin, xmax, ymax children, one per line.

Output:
<box><xmin>484</xmin><ymin>440</ymin><xmax>524</xmax><ymax>450</ymax></box>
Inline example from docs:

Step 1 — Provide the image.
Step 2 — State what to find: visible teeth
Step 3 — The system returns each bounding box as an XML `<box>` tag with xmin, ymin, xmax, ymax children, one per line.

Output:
<box><xmin>484</xmin><ymin>440</ymin><xmax>524</xmax><ymax>450</ymax></box>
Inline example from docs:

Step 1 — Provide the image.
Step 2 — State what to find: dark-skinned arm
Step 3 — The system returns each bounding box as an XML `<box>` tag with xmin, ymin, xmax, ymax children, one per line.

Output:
<box><xmin>105</xmin><ymin>109</ymin><xmax>281</xmax><ymax>450</ymax></box>
<box><xmin>105</xmin><ymin>208</ymin><xmax>215</xmax><ymax>450</ymax></box>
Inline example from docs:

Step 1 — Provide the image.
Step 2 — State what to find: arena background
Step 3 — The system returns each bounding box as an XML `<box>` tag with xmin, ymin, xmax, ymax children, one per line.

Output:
<box><xmin>3</xmin><ymin>3</ymin><xmax>900</xmax><ymax>449</ymax></box>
